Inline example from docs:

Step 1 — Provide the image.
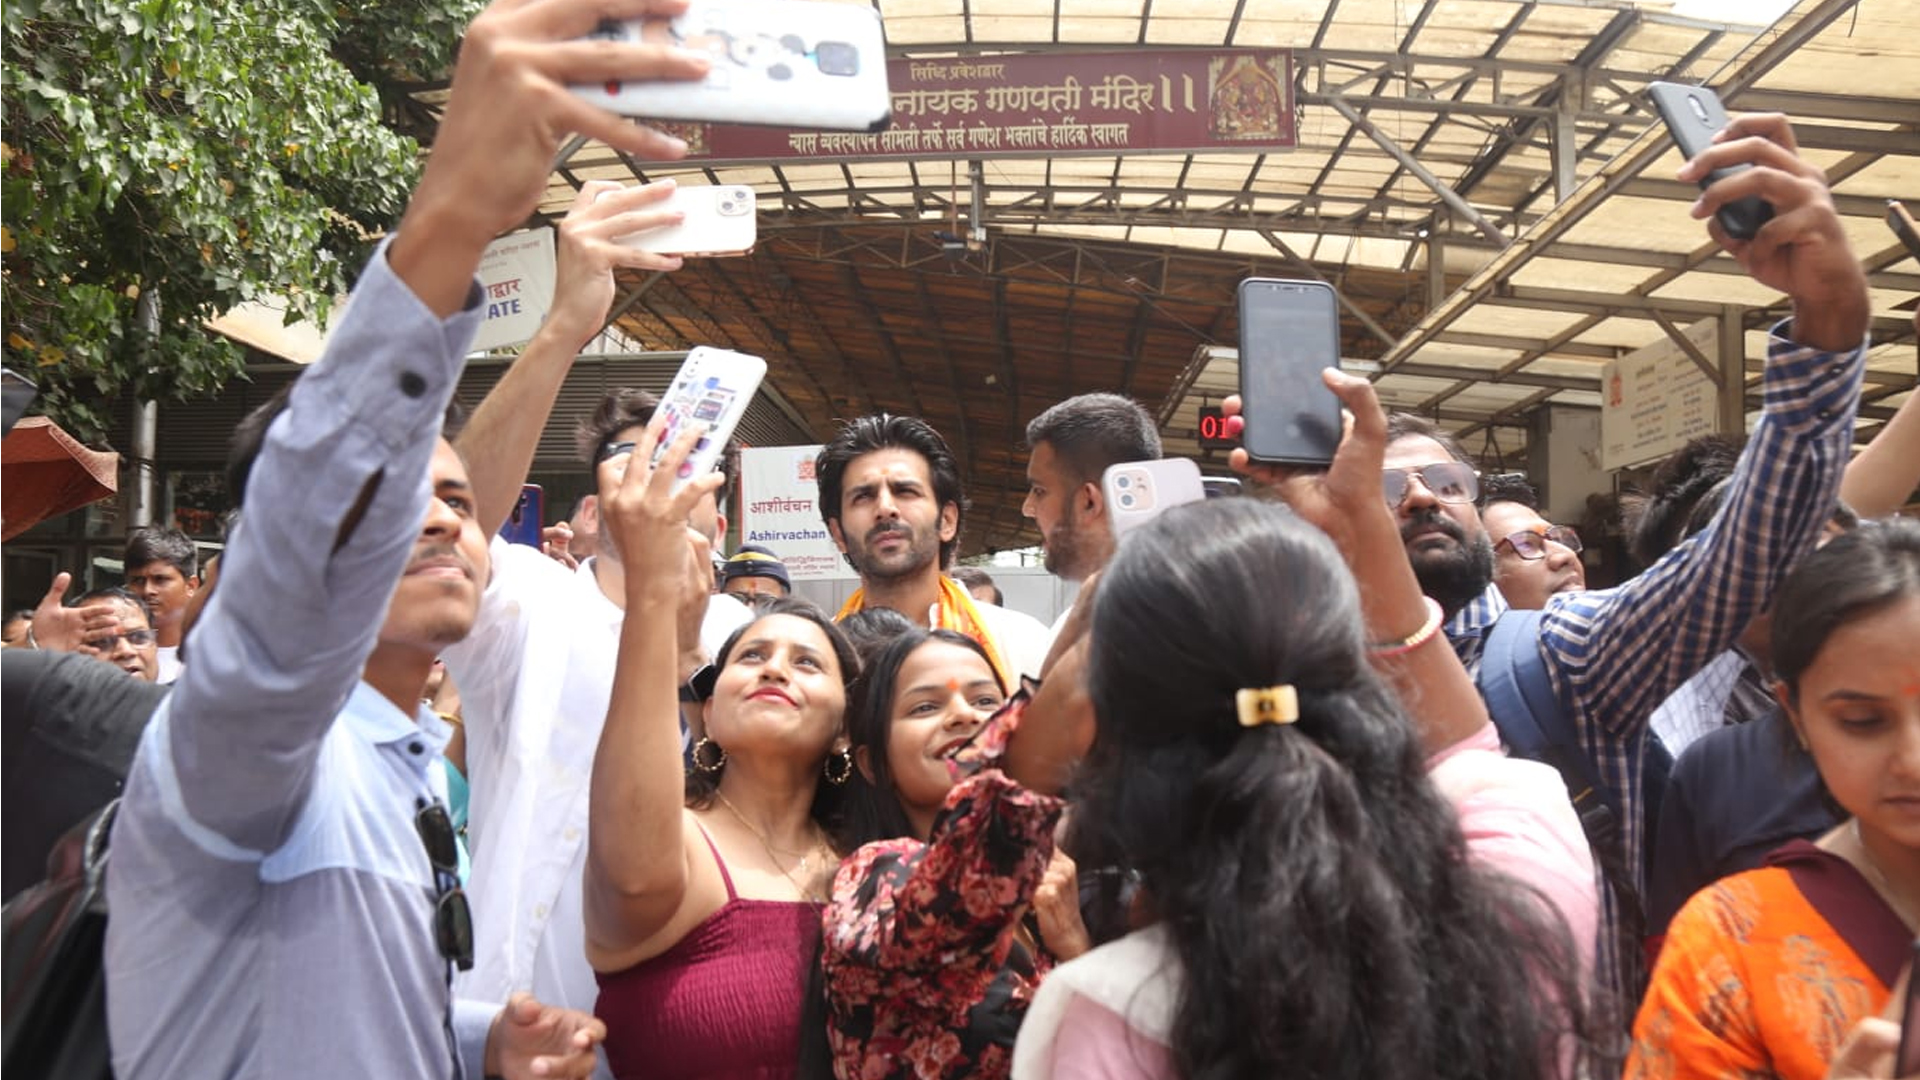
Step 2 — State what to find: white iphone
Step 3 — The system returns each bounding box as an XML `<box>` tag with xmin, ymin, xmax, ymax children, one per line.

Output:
<box><xmin>612</xmin><ymin>184</ymin><xmax>758</xmax><ymax>257</ymax></box>
<box><xmin>572</xmin><ymin>0</ymin><xmax>892</xmax><ymax>133</ymax></box>
<box><xmin>652</xmin><ymin>347</ymin><xmax>768</xmax><ymax>492</ymax></box>
<box><xmin>1104</xmin><ymin>458</ymin><xmax>1206</xmax><ymax>540</ymax></box>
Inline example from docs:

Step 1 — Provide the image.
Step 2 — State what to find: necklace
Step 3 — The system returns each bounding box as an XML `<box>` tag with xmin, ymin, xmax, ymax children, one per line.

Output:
<box><xmin>714</xmin><ymin>790</ymin><xmax>827</xmax><ymax>903</ymax></box>
<box><xmin>1850</xmin><ymin>819</ymin><xmax>1920</xmax><ymax>930</ymax></box>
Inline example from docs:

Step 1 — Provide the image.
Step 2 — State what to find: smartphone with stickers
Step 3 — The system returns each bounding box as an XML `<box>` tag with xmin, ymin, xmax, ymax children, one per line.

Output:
<box><xmin>1238</xmin><ymin>278</ymin><xmax>1343</xmax><ymax>467</ymax></box>
<box><xmin>1647</xmin><ymin>81</ymin><xmax>1774</xmax><ymax>241</ymax></box>
<box><xmin>500</xmin><ymin>484</ymin><xmax>545</xmax><ymax>547</ymax></box>
<box><xmin>611</xmin><ymin>184</ymin><xmax>758</xmax><ymax>257</ymax></box>
<box><xmin>651</xmin><ymin>347</ymin><xmax>767</xmax><ymax>493</ymax></box>
<box><xmin>1104</xmin><ymin>458</ymin><xmax>1206</xmax><ymax>540</ymax></box>
<box><xmin>573</xmin><ymin>0</ymin><xmax>891</xmax><ymax>133</ymax></box>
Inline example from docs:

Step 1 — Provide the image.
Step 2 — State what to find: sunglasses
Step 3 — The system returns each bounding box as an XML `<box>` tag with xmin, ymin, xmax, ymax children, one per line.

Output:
<box><xmin>1496</xmin><ymin>524</ymin><xmax>1583</xmax><ymax>560</ymax></box>
<box><xmin>1381</xmin><ymin>462</ymin><xmax>1479</xmax><ymax>508</ymax></box>
<box><xmin>595</xmin><ymin>439</ymin><xmax>638</xmax><ymax>465</ymax></box>
<box><xmin>414</xmin><ymin>800</ymin><xmax>473</xmax><ymax>972</ymax></box>
<box><xmin>83</xmin><ymin>628</ymin><xmax>158</xmax><ymax>649</ymax></box>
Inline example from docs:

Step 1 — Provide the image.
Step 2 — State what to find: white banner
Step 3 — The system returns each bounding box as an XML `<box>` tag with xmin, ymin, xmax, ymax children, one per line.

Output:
<box><xmin>469</xmin><ymin>228</ymin><xmax>556</xmax><ymax>352</ymax></box>
<box><xmin>737</xmin><ymin>446</ymin><xmax>852</xmax><ymax>581</ymax></box>
<box><xmin>1600</xmin><ymin>317</ymin><xmax>1720</xmax><ymax>472</ymax></box>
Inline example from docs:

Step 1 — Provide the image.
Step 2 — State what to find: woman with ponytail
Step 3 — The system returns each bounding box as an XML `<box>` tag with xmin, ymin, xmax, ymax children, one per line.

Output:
<box><xmin>1012</xmin><ymin>372</ymin><xmax>1605</xmax><ymax>1080</ymax></box>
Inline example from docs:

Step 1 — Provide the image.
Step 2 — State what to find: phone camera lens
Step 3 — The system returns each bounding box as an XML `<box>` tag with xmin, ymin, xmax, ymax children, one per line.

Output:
<box><xmin>816</xmin><ymin>40</ymin><xmax>859</xmax><ymax>77</ymax></box>
<box><xmin>1119</xmin><ymin>493</ymin><xmax>1136</xmax><ymax>508</ymax></box>
<box><xmin>1115</xmin><ymin>475</ymin><xmax>1132</xmax><ymax>489</ymax></box>
<box><xmin>720</xmin><ymin>200</ymin><xmax>736</xmax><ymax>212</ymax></box>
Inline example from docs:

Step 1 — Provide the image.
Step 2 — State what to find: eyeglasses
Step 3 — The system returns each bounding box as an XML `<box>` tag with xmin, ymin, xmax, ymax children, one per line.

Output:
<box><xmin>1496</xmin><ymin>524</ymin><xmax>1583</xmax><ymax>560</ymax></box>
<box><xmin>414</xmin><ymin>799</ymin><xmax>473</xmax><ymax>971</ymax></box>
<box><xmin>83</xmin><ymin>628</ymin><xmax>158</xmax><ymax>650</ymax></box>
<box><xmin>595</xmin><ymin>439</ymin><xmax>637</xmax><ymax>464</ymax></box>
<box><xmin>1381</xmin><ymin>462</ymin><xmax>1479</xmax><ymax>508</ymax></box>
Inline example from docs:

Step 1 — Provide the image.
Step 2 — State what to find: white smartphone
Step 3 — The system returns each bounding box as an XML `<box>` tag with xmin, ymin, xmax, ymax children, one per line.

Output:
<box><xmin>572</xmin><ymin>0</ymin><xmax>892</xmax><ymax>133</ymax></box>
<box><xmin>1104</xmin><ymin>459</ymin><xmax>1206</xmax><ymax>540</ymax></box>
<box><xmin>653</xmin><ymin>347</ymin><xmax>767</xmax><ymax>492</ymax></box>
<box><xmin>612</xmin><ymin>184</ymin><xmax>758</xmax><ymax>257</ymax></box>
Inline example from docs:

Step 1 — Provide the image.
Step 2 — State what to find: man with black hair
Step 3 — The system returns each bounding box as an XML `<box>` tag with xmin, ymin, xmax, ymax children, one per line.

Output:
<box><xmin>1478</xmin><ymin>474</ymin><xmax>1585</xmax><ymax>612</ymax></box>
<box><xmin>434</xmin><ymin>183</ymin><xmax>749</xmax><ymax>1048</ymax></box>
<box><xmin>122</xmin><ymin>525</ymin><xmax>198</xmax><ymax>682</ymax></box>
<box><xmin>1021</xmin><ymin>392</ymin><xmax>1161</xmax><ymax>586</ymax></box>
<box><xmin>101</xmin><ymin>0</ymin><xmax>712</xmax><ymax>1075</ymax></box>
<box><xmin>816</xmin><ymin>414</ymin><xmax>1049</xmax><ymax>684</ymax></box>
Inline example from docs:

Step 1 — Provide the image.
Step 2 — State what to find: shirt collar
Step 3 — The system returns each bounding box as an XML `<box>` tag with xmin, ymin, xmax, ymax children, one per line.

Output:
<box><xmin>340</xmin><ymin>680</ymin><xmax>453</xmax><ymax>756</ymax></box>
<box><xmin>1445</xmin><ymin>583</ymin><xmax>1508</xmax><ymax>640</ymax></box>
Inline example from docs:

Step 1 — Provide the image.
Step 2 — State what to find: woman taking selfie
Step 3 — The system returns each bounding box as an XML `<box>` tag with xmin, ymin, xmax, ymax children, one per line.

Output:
<box><xmin>817</xmin><ymin>626</ymin><xmax>1091</xmax><ymax>1079</ymax></box>
<box><xmin>1013</xmin><ymin>373</ymin><xmax>1601</xmax><ymax>1080</ymax></box>
<box><xmin>1627</xmin><ymin>517</ymin><xmax>1920</xmax><ymax>1080</ymax></box>
<box><xmin>584</xmin><ymin>419</ymin><xmax>860</xmax><ymax>1080</ymax></box>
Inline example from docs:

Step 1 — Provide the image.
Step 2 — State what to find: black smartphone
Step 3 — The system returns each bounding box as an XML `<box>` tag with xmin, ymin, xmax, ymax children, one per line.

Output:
<box><xmin>1237</xmin><ymin>278</ymin><xmax>1343</xmax><ymax>466</ymax></box>
<box><xmin>1899</xmin><ymin>938</ymin><xmax>1920</xmax><ymax>1077</ymax></box>
<box><xmin>500</xmin><ymin>484</ymin><xmax>545</xmax><ymax>548</ymax></box>
<box><xmin>1646</xmin><ymin>81</ymin><xmax>1774</xmax><ymax>241</ymax></box>
<box><xmin>1890</xmin><ymin>201</ymin><xmax>1920</xmax><ymax>262</ymax></box>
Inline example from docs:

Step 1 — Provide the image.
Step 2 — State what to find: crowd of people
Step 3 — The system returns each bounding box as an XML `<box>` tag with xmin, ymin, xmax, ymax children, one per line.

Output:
<box><xmin>3</xmin><ymin>1</ymin><xmax>1918</xmax><ymax>1078</ymax></box>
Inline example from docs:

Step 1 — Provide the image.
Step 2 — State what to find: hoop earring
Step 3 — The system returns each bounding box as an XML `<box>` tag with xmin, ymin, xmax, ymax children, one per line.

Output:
<box><xmin>692</xmin><ymin>737</ymin><xmax>728</xmax><ymax>774</ymax></box>
<box><xmin>824</xmin><ymin>747</ymin><xmax>854</xmax><ymax>786</ymax></box>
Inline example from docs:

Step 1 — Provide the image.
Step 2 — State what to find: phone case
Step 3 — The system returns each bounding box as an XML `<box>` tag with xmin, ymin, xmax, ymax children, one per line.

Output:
<box><xmin>653</xmin><ymin>347</ymin><xmax>768</xmax><ymax>493</ymax></box>
<box><xmin>1646</xmin><ymin>81</ymin><xmax>1773</xmax><ymax>241</ymax></box>
<box><xmin>615</xmin><ymin>185</ymin><xmax>758</xmax><ymax>256</ymax></box>
<box><xmin>572</xmin><ymin>0</ymin><xmax>892</xmax><ymax>133</ymax></box>
<box><xmin>1237</xmin><ymin>278</ymin><xmax>1343</xmax><ymax>466</ymax></box>
<box><xmin>1104</xmin><ymin>458</ymin><xmax>1205</xmax><ymax>539</ymax></box>
<box><xmin>500</xmin><ymin>484</ymin><xmax>545</xmax><ymax>547</ymax></box>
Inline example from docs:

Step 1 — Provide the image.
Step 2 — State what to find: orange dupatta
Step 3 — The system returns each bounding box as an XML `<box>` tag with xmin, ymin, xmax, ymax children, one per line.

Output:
<box><xmin>834</xmin><ymin>575</ymin><xmax>1015</xmax><ymax>691</ymax></box>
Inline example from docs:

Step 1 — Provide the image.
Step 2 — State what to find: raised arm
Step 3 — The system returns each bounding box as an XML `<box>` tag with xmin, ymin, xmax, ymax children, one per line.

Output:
<box><xmin>1226</xmin><ymin>374</ymin><xmax>1492</xmax><ymax>756</ymax></box>
<box><xmin>154</xmin><ymin>0</ymin><xmax>714</xmax><ymax>863</ymax></box>
<box><xmin>1840</xmin><ymin>340</ymin><xmax>1920</xmax><ymax>518</ymax></box>
<box><xmin>1545</xmin><ymin>113</ymin><xmax>1869</xmax><ymax>736</ymax></box>
<box><xmin>583</xmin><ymin>420</ymin><xmax>725</xmax><ymax>968</ymax></box>
<box><xmin>458</xmin><ymin>180</ymin><xmax>687</xmax><ymax>537</ymax></box>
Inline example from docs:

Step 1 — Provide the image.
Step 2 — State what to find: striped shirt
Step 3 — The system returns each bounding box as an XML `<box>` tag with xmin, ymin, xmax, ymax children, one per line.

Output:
<box><xmin>1445</xmin><ymin>323</ymin><xmax>1864</xmax><ymax>1005</ymax></box>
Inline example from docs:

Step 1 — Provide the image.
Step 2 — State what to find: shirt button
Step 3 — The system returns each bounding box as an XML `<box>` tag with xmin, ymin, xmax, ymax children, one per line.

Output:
<box><xmin>564</xmin><ymin>827</ymin><xmax>580</xmax><ymax>842</ymax></box>
<box><xmin>534</xmin><ymin>903</ymin><xmax>549</xmax><ymax>919</ymax></box>
<box><xmin>1817</xmin><ymin>408</ymin><xmax>1833</xmax><ymax>420</ymax></box>
<box><xmin>399</xmin><ymin>371</ymin><xmax>428</xmax><ymax>398</ymax></box>
<box><xmin>408</xmin><ymin>741</ymin><xmax>425</xmax><ymax>755</ymax></box>
<box><xmin>1827</xmin><ymin>364</ymin><xmax>1842</xmax><ymax>377</ymax></box>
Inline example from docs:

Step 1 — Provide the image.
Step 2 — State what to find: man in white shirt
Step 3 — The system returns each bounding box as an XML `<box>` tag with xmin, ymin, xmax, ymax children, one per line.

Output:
<box><xmin>441</xmin><ymin>183</ymin><xmax>749</xmax><ymax>1057</ymax></box>
<box><xmin>815</xmin><ymin>414</ymin><xmax>1050</xmax><ymax>684</ymax></box>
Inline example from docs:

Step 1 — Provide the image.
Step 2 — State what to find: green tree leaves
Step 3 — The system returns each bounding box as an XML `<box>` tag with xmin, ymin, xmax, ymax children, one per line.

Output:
<box><xmin>2</xmin><ymin>0</ymin><xmax>480</xmax><ymax>441</ymax></box>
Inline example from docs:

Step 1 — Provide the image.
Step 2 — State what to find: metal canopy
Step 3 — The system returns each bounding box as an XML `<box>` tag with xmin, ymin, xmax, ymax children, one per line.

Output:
<box><xmin>403</xmin><ymin>0</ymin><xmax>1917</xmax><ymax>555</ymax></box>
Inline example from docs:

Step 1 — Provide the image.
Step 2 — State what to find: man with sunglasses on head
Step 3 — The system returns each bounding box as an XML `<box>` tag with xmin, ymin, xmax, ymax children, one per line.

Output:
<box><xmin>101</xmin><ymin>0</ymin><xmax>714</xmax><ymax>1076</ymax></box>
<box><xmin>1478</xmin><ymin>475</ymin><xmax>1586</xmax><ymax>612</ymax></box>
<box><xmin>1372</xmin><ymin>113</ymin><xmax>1870</xmax><ymax>1014</ymax></box>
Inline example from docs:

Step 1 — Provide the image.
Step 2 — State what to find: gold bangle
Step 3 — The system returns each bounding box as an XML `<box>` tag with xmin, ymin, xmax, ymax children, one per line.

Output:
<box><xmin>434</xmin><ymin>710</ymin><xmax>463</xmax><ymax>728</ymax></box>
<box><xmin>1370</xmin><ymin>596</ymin><xmax>1445</xmax><ymax>658</ymax></box>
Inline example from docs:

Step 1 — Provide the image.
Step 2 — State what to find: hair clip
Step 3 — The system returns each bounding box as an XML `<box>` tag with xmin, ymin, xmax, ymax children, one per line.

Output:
<box><xmin>1235</xmin><ymin>685</ymin><xmax>1299</xmax><ymax>727</ymax></box>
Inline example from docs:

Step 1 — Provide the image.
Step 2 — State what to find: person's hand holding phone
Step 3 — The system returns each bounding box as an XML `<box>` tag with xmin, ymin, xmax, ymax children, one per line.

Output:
<box><xmin>1678</xmin><ymin>113</ymin><xmax>1868</xmax><ymax>354</ymax></box>
<box><xmin>390</xmin><ymin>0</ymin><xmax>711</xmax><ymax>316</ymax></box>
<box><xmin>544</xmin><ymin>179</ymin><xmax>689</xmax><ymax>349</ymax></box>
<box><xmin>596</xmin><ymin>414</ymin><xmax>724</xmax><ymax>611</ymax></box>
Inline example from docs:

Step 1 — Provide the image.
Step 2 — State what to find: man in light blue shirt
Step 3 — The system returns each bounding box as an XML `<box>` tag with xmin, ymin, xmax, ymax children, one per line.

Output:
<box><xmin>102</xmin><ymin>0</ymin><xmax>714</xmax><ymax>1075</ymax></box>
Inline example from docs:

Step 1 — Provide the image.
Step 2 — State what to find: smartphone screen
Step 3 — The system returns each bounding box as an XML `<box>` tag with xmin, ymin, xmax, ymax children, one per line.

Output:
<box><xmin>500</xmin><ymin>484</ymin><xmax>545</xmax><ymax>547</ymax></box>
<box><xmin>1238</xmin><ymin>278</ymin><xmax>1343</xmax><ymax>465</ymax></box>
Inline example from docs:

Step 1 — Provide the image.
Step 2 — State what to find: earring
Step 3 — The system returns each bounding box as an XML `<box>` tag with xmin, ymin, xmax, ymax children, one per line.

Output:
<box><xmin>691</xmin><ymin>737</ymin><xmax>728</xmax><ymax>774</ymax></box>
<box><xmin>824</xmin><ymin>747</ymin><xmax>854</xmax><ymax>786</ymax></box>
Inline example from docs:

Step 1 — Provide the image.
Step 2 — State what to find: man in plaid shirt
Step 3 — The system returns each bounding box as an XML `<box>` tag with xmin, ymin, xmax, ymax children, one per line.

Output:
<box><xmin>1382</xmin><ymin>113</ymin><xmax>1870</xmax><ymax>1017</ymax></box>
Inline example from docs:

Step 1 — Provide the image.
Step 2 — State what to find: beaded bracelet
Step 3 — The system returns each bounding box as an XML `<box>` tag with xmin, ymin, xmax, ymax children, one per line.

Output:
<box><xmin>1370</xmin><ymin>596</ymin><xmax>1445</xmax><ymax>658</ymax></box>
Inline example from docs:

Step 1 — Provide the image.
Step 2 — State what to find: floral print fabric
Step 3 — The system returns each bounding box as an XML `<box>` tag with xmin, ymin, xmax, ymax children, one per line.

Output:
<box><xmin>822</xmin><ymin>689</ymin><xmax>1067</xmax><ymax>1079</ymax></box>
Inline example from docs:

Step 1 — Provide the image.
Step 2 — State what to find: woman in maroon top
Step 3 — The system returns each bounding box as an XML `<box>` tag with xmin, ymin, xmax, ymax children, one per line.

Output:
<box><xmin>586</xmin><ymin>419</ymin><xmax>859</xmax><ymax>1080</ymax></box>
<box><xmin>820</xmin><ymin>627</ymin><xmax>1092</xmax><ymax>1079</ymax></box>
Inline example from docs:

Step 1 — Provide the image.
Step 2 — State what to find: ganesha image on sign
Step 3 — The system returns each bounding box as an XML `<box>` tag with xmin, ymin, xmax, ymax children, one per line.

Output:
<box><xmin>1209</xmin><ymin>55</ymin><xmax>1284</xmax><ymax>141</ymax></box>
